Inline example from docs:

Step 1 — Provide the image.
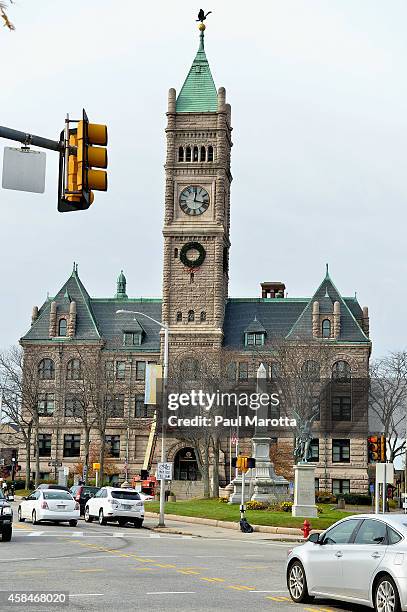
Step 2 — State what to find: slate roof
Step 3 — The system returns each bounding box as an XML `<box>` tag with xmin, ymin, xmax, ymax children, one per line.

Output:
<box><xmin>244</xmin><ymin>316</ymin><xmax>267</xmax><ymax>334</ymax></box>
<box><xmin>176</xmin><ymin>30</ymin><xmax>218</xmax><ymax>113</ymax></box>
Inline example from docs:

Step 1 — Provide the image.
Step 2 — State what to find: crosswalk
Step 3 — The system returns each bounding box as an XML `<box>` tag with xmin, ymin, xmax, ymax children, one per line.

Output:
<box><xmin>13</xmin><ymin>528</ymin><xmax>193</xmax><ymax>539</ymax></box>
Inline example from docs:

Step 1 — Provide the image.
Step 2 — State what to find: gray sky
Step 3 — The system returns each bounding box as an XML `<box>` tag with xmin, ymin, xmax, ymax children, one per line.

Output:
<box><xmin>1</xmin><ymin>0</ymin><xmax>406</xmax><ymax>357</ymax></box>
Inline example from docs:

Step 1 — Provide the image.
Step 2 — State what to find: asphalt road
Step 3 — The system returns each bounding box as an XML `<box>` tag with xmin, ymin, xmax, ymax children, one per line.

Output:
<box><xmin>0</xmin><ymin>505</ymin><xmax>371</xmax><ymax>612</ymax></box>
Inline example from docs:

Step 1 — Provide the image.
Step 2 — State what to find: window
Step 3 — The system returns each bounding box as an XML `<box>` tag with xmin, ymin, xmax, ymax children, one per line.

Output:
<box><xmin>37</xmin><ymin>393</ymin><xmax>55</xmax><ymax>416</ymax></box>
<box><xmin>322</xmin><ymin>319</ymin><xmax>331</xmax><ymax>338</ymax></box>
<box><xmin>124</xmin><ymin>332</ymin><xmax>141</xmax><ymax>346</ymax></box>
<box><xmin>135</xmin><ymin>394</ymin><xmax>148</xmax><ymax>418</ymax></box>
<box><xmin>185</xmin><ymin>146</ymin><xmax>191</xmax><ymax>162</ymax></box>
<box><xmin>388</xmin><ymin>527</ymin><xmax>402</xmax><ymax>545</ymax></box>
<box><xmin>354</xmin><ymin>519</ymin><xmax>387</xmax><ymax>545</ymax></box>
<box><xmin>332</xmin><ymin>360</ymin><xmax>351</xmax><ymax>381</ymax></box>
<box><xmin>193</xmin><ymin>146</ymin><xmax>199</xmax><ymax>162</ymax></box>
<box><xmin>63</xmin><ymin>434</ymin><xmax>80</xmax><ymax>457</ymax></box>
<box><xmin>323</xmin><ymin>519</ymin><xmax>359</xmax><ymax>544</ymax></box>
<box><xmin>309</xmin><ymin>439</ymin><xmax>319</xmax><ymax>462</ymax></box>
<box><xmin>38</xmin><ymin>358</ymin><xmax>55</xmax><ymax>380</ymax></box>
<box><xmin>227</xmin><ymin>362</ymin><xmax>237</xmax><ymax>382</ymax></box>
<box><xmin>66</xmin><ymin>358</ymin><xmax>82</xmax><ymax>380</ymax></box>
<box><xmin>105</xmin><ymin>435</ymin><xmax>120</xmax><ymax>458</ymax></box>
<box><xmin>238</xmin><ymin>362</ymin><xmax>248</xmax><ymax>381</ymax></box>
<box><xmin>270</xmin><ymin>362</ymin><xmax>280</xmax><ymax>379</ymax></box>
<box><xmin>105</xmin><ymin>394</ymin><xmax>125</xmax><ymax>418</ymax></box>
<box><xmin>64</xmin><ymin>394</ymin><xmax>82</xmax><ymax>418</ymax></box>
<box><xmin>176</xmin><ymin>312</ymin><xmax>182</xmax><ymax>322</ymax></box>
<box><xmin>302</xmin><ymin>360</ymin><xmax>320</xmax><ymax>381</ymax></box>
<box><xmin>332</xmin><ymin>439</ymin><xmax>350</xmax><ymax>463</ymax></box>
<box><xmin>200</xmin><ymin>311</ymin><xmax>206</xmax><ymax>322</ymax></box>
<box><xmin>116</xmin><ymin>361</ymin><xmax>126</xmax><ymax>380</ymax></box>
<box><xmin>136</xmin><ymin>360</ymin><xmax>146</xmax><ymax>381</ymax></box>
<box><xmin>180</xmin><ymin>358</ymin><xmax>199</xmax><ymax>380</ymax></box>
<box><xmin>105</xmin><ymin>360</ymin><xmax>114</xmax><ymax>380</ymax></box>
<box><xmin>332</xmin><ymin>479</ymin><xmax>350</xmax><ymax>495</ymax></box>
<box><xmin>246</xmin><ymin>333</ymin><xmax>265</xmax><ymax>346</ymax></box>
<box><xmin>174</xmin><ymin>248</ymin><xmax>178</xmax><ymax>258</ymax></box>
<box><xmin>58</xmin><ymin>318</ymin><xmax>67</xmax><ymax>336</ymax></box>
<box><xmin>207</xmin><ymin>145</ymin><xmax>214</xmax><ymax>161</ymax></box>
<box><xmin>332</xmin><ymin>395</ymin><xmax>351</xmax><ymax>420</ymax></box>
<box><xmin>178</xmin><ymin>147</ymin><xmax>184</xmax><ymax>162</ymax></box>
<box><xmin>188</xmin><ymin>310</ymin><xmax>195</xmax><ymax>322</ymax></box>
<box><xmin>38</xmin><ymin>434</ymin><xmax>52</xmax><ymax>457</ymax></box>
<box><xmin>200</xmin><ymin>146</ymin><xmax>206</xmax><ymax>161</ymax></box>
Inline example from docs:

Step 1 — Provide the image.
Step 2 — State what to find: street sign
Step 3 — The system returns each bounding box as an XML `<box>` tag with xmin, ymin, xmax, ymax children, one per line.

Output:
<box><xmin>47</xmin><ymin>460</ymin><xmax>62</xmax><ymax>467</ymax></box>
<box><xmin>157</xmin><ymin>462</ymin><xmax>173</xmax><ymax>481</ymax></box>
<box><xmin>93</xmin><ymin>462</ymin><xmax>100</xmax><ymax>470</ymax></box>
<box><xmin>376</xmin><ymin>463</ymin><xmax>394</xmax><ymax>484</ymax></box>
<box><xmin>2</xmin><ymin>146</ymin><xmax>46</xmax><ymax>193</ymax></box>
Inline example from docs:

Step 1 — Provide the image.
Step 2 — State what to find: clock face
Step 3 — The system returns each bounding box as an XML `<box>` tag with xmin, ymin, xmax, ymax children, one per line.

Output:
<box><xmin>179</xmin><ymin>186</ymin><xmax>210</xmax><ymax>216</ymax></box>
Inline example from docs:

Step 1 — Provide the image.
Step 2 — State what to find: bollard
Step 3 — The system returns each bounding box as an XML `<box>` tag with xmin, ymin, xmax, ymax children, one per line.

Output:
<box><xmin>301</xmin><ymin>519</ymin><xmax>311</xmax><ymax>539</ymax></box>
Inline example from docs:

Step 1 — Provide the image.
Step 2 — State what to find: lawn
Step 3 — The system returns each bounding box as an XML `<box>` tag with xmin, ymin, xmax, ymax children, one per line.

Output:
<box><xmin>147</xmin><ymin>498</ymin><xmax>352</xmax><ymax>530</ymax></box>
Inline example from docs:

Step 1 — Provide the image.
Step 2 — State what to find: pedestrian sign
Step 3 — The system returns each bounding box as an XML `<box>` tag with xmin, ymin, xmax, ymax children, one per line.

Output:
<box><xmin>157</xmin><ymin>462</ymin><xmax>173</xmax><ymax>481</ymax></box>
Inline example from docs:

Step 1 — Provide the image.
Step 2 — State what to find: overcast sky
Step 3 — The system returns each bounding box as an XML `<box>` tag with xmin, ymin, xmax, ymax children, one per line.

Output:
<box><xmin>0</xmin><ymin>0</ymin><xmax>406</xmax><ymax>357</ymax></box>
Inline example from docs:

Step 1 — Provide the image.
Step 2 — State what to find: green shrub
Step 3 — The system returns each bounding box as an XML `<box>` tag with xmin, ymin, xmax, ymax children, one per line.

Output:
<box><xmin>341</xmin><ymin>494</ymin><xmax>371</xmax><ymax>505</ymax></box>
<box><xmin>246</xmin><ymin>500</ymin><xmax>268</xmax><ymax>510</ymax></box>
<box><xmin>315</xmin><ymin>490</ymin><xmax>336</xmax><ymax>504</ymax></box>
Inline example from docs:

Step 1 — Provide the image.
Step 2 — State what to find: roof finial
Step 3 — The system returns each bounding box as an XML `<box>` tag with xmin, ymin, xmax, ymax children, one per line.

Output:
<box><xmin>197</xmin><ymin>9</ymin><xmax>211</xmax><ymax>49</ymax></box>
<box><xmin>325</xmin><ymin>263</ymin><xmax>329</xmax><ymax>277</ymax></box>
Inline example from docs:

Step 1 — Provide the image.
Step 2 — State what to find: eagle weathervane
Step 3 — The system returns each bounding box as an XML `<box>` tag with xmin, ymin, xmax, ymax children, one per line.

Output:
<box><xmin>197</xmin><ymin>9</ymin><xmax>212</xmax><ymax>29</ymax></box>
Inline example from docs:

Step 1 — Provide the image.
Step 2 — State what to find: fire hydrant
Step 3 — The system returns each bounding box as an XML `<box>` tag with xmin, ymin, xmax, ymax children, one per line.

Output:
<box><xmin>301</xmin><ymin>519</ymin><xmax>311</xmax><ymax>539</ymax></box>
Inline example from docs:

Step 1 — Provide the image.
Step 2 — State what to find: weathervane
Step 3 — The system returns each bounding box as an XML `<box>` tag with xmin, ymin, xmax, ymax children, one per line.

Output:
<box><xmin>196</xmin><ymin>8</ymin><xmax>212</xmax><ymax>30</ymax></box>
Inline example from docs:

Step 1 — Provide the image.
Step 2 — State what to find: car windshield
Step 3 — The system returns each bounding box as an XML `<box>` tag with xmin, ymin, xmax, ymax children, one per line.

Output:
<box><xmin>111</xmin><ymin>491</ymin><xmax>141</xmax><ymax>500</ymax></box>
<box><xmin>43</xmin><ymin>491</ymin><xmax>72</xmax><ymax>500</ymax></box>
<box><xmin>83</xmin><ymin>487</ymin><xmax>99</xmax><ymax>494</ymax></box>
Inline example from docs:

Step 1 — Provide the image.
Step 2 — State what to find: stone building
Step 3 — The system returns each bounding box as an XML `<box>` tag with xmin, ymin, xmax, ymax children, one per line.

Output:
<box><xmin>18</xmin><ymin>25</ymin><xmax>371</xmax><ymax>495</ymax></box>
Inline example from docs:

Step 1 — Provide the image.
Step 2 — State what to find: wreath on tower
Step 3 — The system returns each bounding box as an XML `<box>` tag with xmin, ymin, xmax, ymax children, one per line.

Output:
<box><xmin>180</xmin><ymin>242</ymin><xmax>206</xmax><ymax>269</ymax></box>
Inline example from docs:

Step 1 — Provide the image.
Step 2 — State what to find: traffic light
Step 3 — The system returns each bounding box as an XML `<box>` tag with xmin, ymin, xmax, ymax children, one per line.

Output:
<box><xmin>368</xmin><ymin>436</ymin><xmax>379</xmax><ymax>463</ymax></box>
<box><xmin>232</xmin><ymin>456</ymin><xmax>256</xmax><ymax>473</ymax></box>
<box><xmin>58</xmin><ymin>109</ymin><xmax>107</xmax><ymax>213</ymax></box>
<box><xmin>379</xmin><ymin>435</ymin><xmax>386</xmax><ymax>462</ymax></box>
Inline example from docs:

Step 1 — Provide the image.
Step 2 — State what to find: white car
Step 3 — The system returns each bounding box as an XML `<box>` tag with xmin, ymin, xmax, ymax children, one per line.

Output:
<box><xmin>136</xmin><ymin>491</ymin><xmax>154</xmax><ymax>502</ymax></box>
<box><xmin>286</xmin><ymin>513</ymin><xmax>407</xmax><ymax>612</ymax></box>
<box><xmin>84</xmin><ymin>487</ymin><xmax>144</xmax><ymax>527</ymax></box>
<box><xmin>18</xmin><ymin>489</ymin><xmax>79</xmax><ymax>526</ymax></box>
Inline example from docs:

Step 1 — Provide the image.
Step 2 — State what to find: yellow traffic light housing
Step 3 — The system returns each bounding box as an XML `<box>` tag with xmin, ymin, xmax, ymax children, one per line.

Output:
<box><xmin>58</xmin><ymin>109</ymin><xmax>107</xmax><ymax>213</ymax></box>
<box><xmin>368</xmin><ymin>435</ymin><xmax>379</xmax><ymax>463</ymax></box>
<box><xmin>380</xmin><ymin>435</ymin><xmax>386</xmax><ymax>462</ymax></box>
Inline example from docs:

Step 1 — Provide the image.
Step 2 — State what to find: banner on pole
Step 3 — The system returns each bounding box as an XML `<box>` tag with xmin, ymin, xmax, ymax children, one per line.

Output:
<box><xmin>144</xmin><ymin>363</ymin><xmax>162</xmax><ymax>405</ymax></box>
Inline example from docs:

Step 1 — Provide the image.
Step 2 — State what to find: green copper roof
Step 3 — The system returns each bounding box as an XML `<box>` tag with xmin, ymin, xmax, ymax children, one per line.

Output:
<box><xmin>176</xmin><ymin>29</ymin><xmax>217</xmax><ymax>113</ymax></box>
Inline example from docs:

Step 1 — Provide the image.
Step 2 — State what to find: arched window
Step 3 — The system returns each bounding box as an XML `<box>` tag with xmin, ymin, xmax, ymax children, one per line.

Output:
<box><xmin>270</xmin><ymin>362</ymin><xmax>280</xmax><ymax>379</ymax></box>
<box><xmin>178</xmin><ymin>147</ymin><xmax>184</xmax><ymax>162</ymax></box>
<box><xmin>322</xmin><ymin>319</ymin><xmax>331</xmax><ymax>338</ymax></box>
<box><xmin>188</xmin><ymin>310</ymin><xmax>195</xmax><ymax>322</ymax></box>
<box><xmin>176</xmin><ymin>312</ymin><xmax>182</xmax><ymax>322</ymax></box>
<box><xmin>200</xmin><ymin>146</ymin><xmax>206</xmax><ymax>161</ymax></box>
<box><xmin>67</xmin><ymin>358</ymin><xmax>82</xmax><ymax>380</ymax></box>
<box><xmin>58</xmin><ymin>318</ymin><xmax>67</xmax><ymax>337</ymax></box>
<box><xmin>185</xmin><ymin>147</ymin><xmax>191</xmax><ymax>162</ymax></box>
<box><xmin>207</xmin><ymin>145</ymin><xmax>214</xmax><ymax>161</ymax></box>
<box><xmin>332</xmin><ymin>360</ymin><xmax>351</xmax><ymax>381</ymax></box>
<box><xmin>193</xmin><ymin>146</ymin><xmax>199</xmax><ymax>162</ymax></box>
<box><xmin>174</xmin><ymin>248</ymin><xmax>178</xmax><ymax>258</ymax></box>
<box><xmin>301</xmin><ymin>360</ymin><xmax>320</xmax><ymax>381</ymax></box>
<box><xmin>38</xmin><ymin>358</ymin><xmax>55</xmax><ymax>380</ymax></box>
<box><xmin>190</xmin><ymin>272</ymin><xmax>194</xmax><ymax>284</ymax></box>
<box><xmin>200</xmin><ymin>311</ymin><xmax>206</xmax><ymax>322</ymax></box>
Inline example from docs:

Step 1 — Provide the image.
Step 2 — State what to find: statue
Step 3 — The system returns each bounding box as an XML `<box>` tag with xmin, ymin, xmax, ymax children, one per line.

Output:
<box><xmin>293</xmin><ymin>407</ymin><xmax>319</xmax><ymax>463</ymax></box>
<box><xmin>197</xmin><ymin>9</ymin><xmax>212</xmax><ymax>22</ymax></box>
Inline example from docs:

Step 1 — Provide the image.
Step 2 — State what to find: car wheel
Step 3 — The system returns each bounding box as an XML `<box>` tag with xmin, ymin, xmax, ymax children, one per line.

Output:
<box><xmin>118</xmin><ymin>518</ymin><xmax>127</xmax><ymax>527</ymax></box>
<box><xmin>32</xmin><ymin>511</ymin><xmax>39</xmax><ymax>525</ymax></box>
<box><xmin>1</xmin><ymin>526</ymin><xmax>12</xmax><ymax>542</ymax></box>
<box><xmin>18</xmin><ymin>507</ymin><xmax>25</xmax><ymax>522</ymax></box>
<box><xmin>84</xmin><ymin>507</ymin><xmax>93</xmax><ymax>523</ymax></box>
<box><xmin>287</xmin><ymin>560</ymin><xmax>313</xmax><ymax>603</ymax></box>
<box><xmin>98</xmin><ymin>509</ymin><xmax>107</xmax><ymax>526</ymax></box>
<box><xmin>69</xmin><ymin>520</ymin><xmax>77</xmax><ymax>527</ymax></box>
<box><xmin>374</xmin><ymin>574</ymin><xmax>401</xmax><ymax>612</ymax></box>
<box><xmin>133</xmin><ymin>519</ymin><xmax>143</xmax><ymax>528</ymax></box>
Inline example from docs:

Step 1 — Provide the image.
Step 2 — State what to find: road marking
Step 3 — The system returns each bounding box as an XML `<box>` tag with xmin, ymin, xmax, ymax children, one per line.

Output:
<box><xmin>16</xmin><ymin>570</ymin><xmax>48</xmax><ymax>575</ymax></box>
<box><xmin>250</xmin><ymin>590</ymin><xmax>289</xmax><ymax>593</ymax></box>
<box><xmin>75</xmin><ymin>569</ymin><xmax>104</xmax><ymax>573</ymax></box>
<box><xmin>27</xmin><ymin>531</ymin><xmax>44</xmax><ymax>536</ymax></box>
<box><xmin>176</xmin><ymin>569</ymin><xmax>200</xmax><ymax>575</ymax></box>
<box><xmin>200</xmin><ymin>577</ymin><xmax>225</xmax><ymax>583</ymax></box>
<box><xmin>80</xmin><ymin>555</ymin><xmax>124</xmax><ymax>559</ymax></box>
<box><xmin>150</xmin><ymin>533</ymin><xmax>161</xmax><ymax>538</ymax></box>
<box><xmin>146</xmin><ymin>592</ymin><xmax>196</xmax><ymax>595</ymax></box>
<box><xmin>71</xmin><ymin>532</ymin><xmax>84</xmax><ymax>537</ymax></box>
<box><xmin>153</xmin><ymin>563</ymin><xmax>177</xmax><ymax>568</ymax></box>
<box><xmin>133</xmin><ymin>567</ymin><xmax>155</xmax><ymax>571</ymax></box>
<box><xmin>69</xmin><ymin>594</ymin><xmax>104</xmax><ymax>598</ymax></box>
<box><xmin>228</xmin><ymin>585</ymin><xmax>255</xmax><ymax>591</ymax></box>
<box><xmin>195</xmin><ymin>555</ymin><xmax>225</xmax><ymax>558</ymax></box>
<box><xmin>0</xmin><ymin>557</ymin><xmax>38</xmax><ymax>563</ymax></box>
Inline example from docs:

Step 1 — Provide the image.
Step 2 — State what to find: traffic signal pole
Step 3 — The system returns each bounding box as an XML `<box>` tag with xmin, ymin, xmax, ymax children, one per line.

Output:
<box><xmin>0</xmin><ymin>125</ymin><xmax>63</xmax><ymax>152</ymax></box>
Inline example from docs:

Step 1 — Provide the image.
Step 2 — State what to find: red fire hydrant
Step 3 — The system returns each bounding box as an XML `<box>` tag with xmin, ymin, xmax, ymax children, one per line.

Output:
<box><xmin>301</xmin><ymin>519</ymin><xmax>311</xmax><ymax>539</ymax></box>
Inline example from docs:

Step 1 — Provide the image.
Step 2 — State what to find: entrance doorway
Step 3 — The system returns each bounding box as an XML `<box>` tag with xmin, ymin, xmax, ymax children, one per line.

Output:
<box><xmin>174</xmin><ymin>447</ymin><xmax>200</xmax><ymax>481</ymax></box>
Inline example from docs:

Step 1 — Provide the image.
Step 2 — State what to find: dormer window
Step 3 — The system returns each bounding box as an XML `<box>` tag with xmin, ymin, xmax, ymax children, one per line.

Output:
<box><xmin>322</xmin><ymin>319</ymin><xmax>331</xmax><ymax>338</ymax></box>
<box><xmin>123</xmin><ymin>331</ymin><xmax>141</xmax><ymax>346</ymax></box>
<box><xmin>245</xmin><ymin>332</ymin><xmax>265</xmax><ymax>347</ymax></box>
<box><xmin>58</xmin><ymin>318</ymin><xmax>67</xmax><ymax>337</ymax></box>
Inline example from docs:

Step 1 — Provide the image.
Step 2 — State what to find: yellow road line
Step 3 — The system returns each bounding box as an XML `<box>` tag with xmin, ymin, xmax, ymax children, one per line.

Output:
<box><xmin>200</xmin><ymin>577</ymin><xmax>225</xmax><ymax>583</ymax></box>
<box><xmin>133</xmin><ymin>567</ymin><xmax>155</xmax><ymax>571</ymax></box>
<box><xmin>228</xmin><ymin>585</ymin><xmax>256</xmax><ymax>591</ymax></box>
<box><xmin>176</xmin><ymin>570</ymin><xmax>201</xmax><ymax>575</ymax></box>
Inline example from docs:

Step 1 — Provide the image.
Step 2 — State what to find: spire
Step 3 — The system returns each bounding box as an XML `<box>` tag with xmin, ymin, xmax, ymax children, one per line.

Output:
<box><xmin>176</xmin><ymin>21</ymin><xmax>217</xmax><ymax>112</ymax></box>
<box><xmin>115</xmin><ymin>270</ymin><xmax>128</xmax><ymax>299</ymax></box>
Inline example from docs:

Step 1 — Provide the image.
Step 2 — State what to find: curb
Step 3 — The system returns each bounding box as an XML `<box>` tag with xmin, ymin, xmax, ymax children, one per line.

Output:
<box><xmin>144</xmin><ymin>511</ymin><xmax>316</xmax><ymax>537</ymax></box>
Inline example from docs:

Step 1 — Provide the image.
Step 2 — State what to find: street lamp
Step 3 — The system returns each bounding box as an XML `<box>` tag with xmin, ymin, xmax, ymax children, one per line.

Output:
<box><xmin>116</xmin><ymin>309</ymin><xmax>169</xmax><ymax>527</ymax></box>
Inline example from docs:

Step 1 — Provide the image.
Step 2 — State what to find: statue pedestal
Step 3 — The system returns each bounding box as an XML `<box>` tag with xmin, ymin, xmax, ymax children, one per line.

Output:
<box><xmin>292</xmin><ymin>463</ymin><xmax>318</xmax><ymax>518</ymax></box>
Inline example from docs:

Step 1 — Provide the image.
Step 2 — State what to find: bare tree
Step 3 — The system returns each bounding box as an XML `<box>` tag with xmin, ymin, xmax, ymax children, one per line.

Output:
<box><xmin>0</xmin><ymin>1</ymin><xmax>15</xmax><ymax>30</ymax></box>
<box><xmin>369</xmin><ymin>351</ymin><xmax>407</xmax><ymax>462</ymax></box>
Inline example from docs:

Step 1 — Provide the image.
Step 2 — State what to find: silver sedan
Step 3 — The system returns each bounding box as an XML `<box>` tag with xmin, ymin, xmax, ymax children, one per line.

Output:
<box><xmin>286</xmin><ymin>513</ymin><xmax>407</xmax><ymax>612</ymax></box>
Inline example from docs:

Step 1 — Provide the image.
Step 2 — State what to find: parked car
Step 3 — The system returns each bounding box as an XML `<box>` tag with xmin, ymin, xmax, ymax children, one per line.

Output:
<box><xmin>36</xmin><ymin>484</ymin><xmax>70</xmax><ymax>492</ymax></box>
<box><xmin>0</xmin><ymin>488</ymin><xmax>13</xmax><ymax>542</ymax></box>
<box><xmin>286</xmin><ymin>513</ymin><xmax>407</xmax><ymax>612</ymax></box>
<box><xmin>18</xmin><ymin>489</ymin><xmax>80</xmax><ymax>526</ymax></box>
<box><xmin>136</xmin><ymin>491</ymin><xmax>154</xmax><ymax>502</ymax></box>
<box><xmin>70</xmin><ymin>485</ymin><xmax>100</xmax><ymax>515</ymax></box>
<box><xmin>84</xmin><ymin>487</ymin><xmax>144</xmax><ymax>527</ymax></box>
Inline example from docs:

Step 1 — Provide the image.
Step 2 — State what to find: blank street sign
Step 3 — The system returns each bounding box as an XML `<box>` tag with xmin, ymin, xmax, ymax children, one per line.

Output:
<box><xmin>2</xmin><ymin>146</ymin><xmax>46</xmax><ymax>193</ymax></box>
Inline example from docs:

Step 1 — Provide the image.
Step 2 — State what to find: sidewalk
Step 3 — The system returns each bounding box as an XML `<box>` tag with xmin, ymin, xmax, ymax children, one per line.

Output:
<box><xmin>145</xmin><ymin>511</ymin><xmax>306</xmax><ymax>542</ymax></box>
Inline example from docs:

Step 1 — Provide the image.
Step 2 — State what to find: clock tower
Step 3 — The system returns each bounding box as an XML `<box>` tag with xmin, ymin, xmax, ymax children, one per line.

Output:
<box><xmin>162</xmin><ymin>22</ymin><xmax>232</xmax><ymax>353</ymax></box>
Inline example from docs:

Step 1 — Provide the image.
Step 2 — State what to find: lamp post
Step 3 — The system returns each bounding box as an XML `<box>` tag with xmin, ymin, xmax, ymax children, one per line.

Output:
<box><xmin>116</xmin><ymin>310</ymin><xmax>169</xmax><ymax>527</ymax></box>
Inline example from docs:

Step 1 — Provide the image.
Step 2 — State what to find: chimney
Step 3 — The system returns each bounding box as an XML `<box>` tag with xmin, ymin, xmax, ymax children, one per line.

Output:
<box><xmin>68</xmin><ymin>300</ymin><xmax>77</xmax><ymax>338</ymax></box>
<box><xmin>31</xmin><ymin>306</ymin><xmax>39</xmax><ymax>325</ymax></box>
<box><xmin>49</xmin><ymin>301</ymin><xmax>57</xmax><ymax>337</ymax></box>
<box><xmin>333</xmin><ymin>301</ymin><xmax>341</xmax><ymax>339</ymax></box>
<box><xmin>362</xmin><ymin>306</ymin><xmax>369</xmax><ymax>337</ymax></box>
<box><xmin>312</xmin><ymin>301</ymin><xmax>320</xmax><ymax>337</ymax></box>
<box><xmin>261</xmin><ymin>282</ymin><xmax>286</xmax><ymax>299</ymax></box>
